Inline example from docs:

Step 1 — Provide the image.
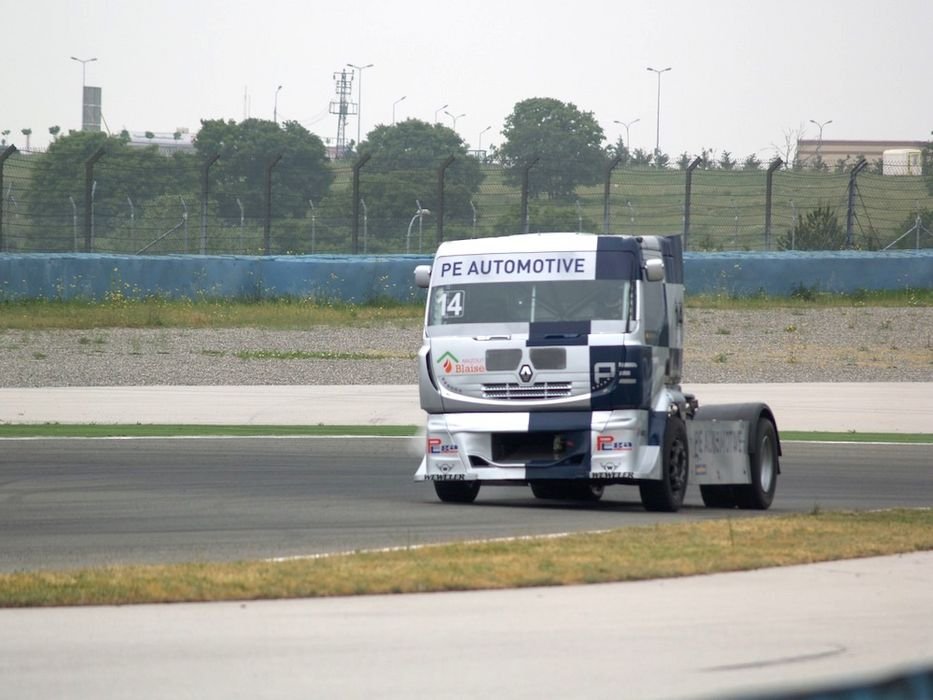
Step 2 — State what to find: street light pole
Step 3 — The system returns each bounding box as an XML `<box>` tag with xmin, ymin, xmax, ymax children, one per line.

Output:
<box><xmin>392</xmin><ymin>96</ymin><xmax>407</xmax><ymax>124</ymax></box>
<box><xmin>273</xmin><ymin>84</ymin><xmax>282</xmax><ymax>124</ymax></box>
<box><xmin>478</xmin><ymin>125</ymin><xmax>492</xmax><ymax>152</ymax></box>
<box><xmin>613</xmin><ymin>118</ymin><xmax>640</xmax><ymax>148</ymax></box>
<box><xmin>646</xmin><ymin>66</ymin><xmax>671</xmax><ymax>153</ymax></box>
<box><xmin>434</xmin><ymin>104</ymin><xmax>448</xmax><ymax>123</ymax></box>
<box><xmin>70</xmin><ymin>56</ymin><xmax>97</xmax><ymax>130</ymax></box>
<box><xmin>347</xmin><ymin>62</ymin><xmax>373</xmax><ymax>146</ymax></box>
<box><xmin>70</xmin><ymin>55</ymin><xmax>97</xmax><ymax>89</ymax></box>
<box><xmin>444</xmin><ymin>111</ymin><xmax>465</xmax><ymax>131</ymax></box>
<box><xmin>809</xmin><ymin>118</ymin><xmax>832</xmax><ymax>161</ymax></box>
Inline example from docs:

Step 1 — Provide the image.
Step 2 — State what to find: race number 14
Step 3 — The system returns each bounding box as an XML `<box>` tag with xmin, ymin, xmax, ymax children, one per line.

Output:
<box><xmin>441</xmin><ymin>290</ymin><xmax>465</xmax><ymax>318</ymax></box>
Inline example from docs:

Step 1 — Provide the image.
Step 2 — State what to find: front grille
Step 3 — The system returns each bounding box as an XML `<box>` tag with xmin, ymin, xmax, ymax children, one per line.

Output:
<box><xmin>482</xmin><ymin>382</ymin><xmax>573</xmax><ymax>400</ymax></box>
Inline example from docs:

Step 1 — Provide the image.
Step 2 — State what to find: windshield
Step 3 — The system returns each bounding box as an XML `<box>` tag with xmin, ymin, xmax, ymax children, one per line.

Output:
<box><xmin>428</xmin><ymin>279</ymin><xmax>632</xmax><ymax>327</ymax></box>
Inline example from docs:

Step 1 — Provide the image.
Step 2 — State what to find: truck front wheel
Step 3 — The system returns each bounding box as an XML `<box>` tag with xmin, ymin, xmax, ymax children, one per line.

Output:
<box><xmin>639</xmin><ymin>417</ymin><xmax>689</xmax><ymax>512</ymax></box>
<box><xmin>735</xmin><ymin>418</ymin><xmax>778</xmax><ymax>510</ymax></box>
<box><xmin>434</xmin><ymin>481</ymin><xmax>481</xmax><ymax>503</ymax></box>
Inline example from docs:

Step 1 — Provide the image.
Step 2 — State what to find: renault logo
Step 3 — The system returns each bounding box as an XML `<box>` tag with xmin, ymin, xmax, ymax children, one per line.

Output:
<box><xmin>518</xmin><ymin>364</ymin><xmax>534</xmax><ymax>383</ymax></box>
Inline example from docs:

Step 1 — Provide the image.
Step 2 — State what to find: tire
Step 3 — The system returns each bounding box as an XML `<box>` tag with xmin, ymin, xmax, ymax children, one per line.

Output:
<box><xmin>735</xmin><ymin>418</ymin><xmax>778</xmax><ymax>510</ymax></box>
<box><xmin>700</xmin><ymin>485</ymin><xmax>737</xmax><ymax>509</ymax></box>
<box><xmin>434</xmin><ymin>480</ymin><xmax>480</xmax><ymax>503</ymax></box>
<box><xmin>569</xmin><ymin>482</ymin><xmax>605</xmax><ymax>502</ymax></box>
<box><xmin>639</xmin><ymin>417</ymin><xmax>689</xmax><ymax>512</ymax></box>
<box><xmin>530</xmin><ymin>481</ymin><xmax>564</xmax><ymax>499</ymax></box>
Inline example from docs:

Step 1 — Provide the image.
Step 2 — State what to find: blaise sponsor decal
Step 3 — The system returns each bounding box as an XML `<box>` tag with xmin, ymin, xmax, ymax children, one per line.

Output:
<box><xmin>436</xmin><ymin>350</ymin><xmax>485</xmax><ymax>374</ymax></box>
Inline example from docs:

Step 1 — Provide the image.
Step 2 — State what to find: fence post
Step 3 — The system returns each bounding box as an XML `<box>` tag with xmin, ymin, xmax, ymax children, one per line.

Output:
<box><xmin>436</xmin><ymin>155</ymin><xmax>455</xmax><ymax>247</ymax></box>
<box><xmin>603</xmin><ymin>155</ymin><xmax>622</xmax><ymax>233</ymax></box>
<box><xmin>0</xmin><ymin>145</ymin><xmax>17</xmax><ymax>252</ymax></box>
<box><xmin>263</xmin><ymin>153</ymin><xmax>283</xmax><ymax>255</ymax></box>
<box><xmin>351</xmin><ymin>153</ymin><xmax>371</xmax><ymax>254</ymax></box>
<box><xmin>521</xmin><ymin>156</ymin><xmax>539</xmax><ymax>234</ymax></box>
<box><xmin>84</xmin><ymin>147</ymin><xmax>105</xmax><ymax>253</ymax></box>
<box><xmin>683</xmin><ymin>156</ymin><xmax>702</xmax><ymax>250</ymax></box>
<box><xmin>764</xmin><ymin>157</ymin><xmax>783</xmax><ymax>250</ymax></box>
<box><xmin>845</xmin><ymin>159</ymin><xmax>868</xmax><ymax>249</ymax></box>
<box><xmin>200</xmin><ymin>154</ymin><xmax>219</xmax><ymax>255</ymax></box>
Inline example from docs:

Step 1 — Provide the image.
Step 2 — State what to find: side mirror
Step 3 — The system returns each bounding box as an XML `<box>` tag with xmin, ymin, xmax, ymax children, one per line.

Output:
<box><xmin>414</xmin><ymin>265</ymin><xmax>432</xmax><ymax>289</ymax></box>
<box><xmin>644</xmin><ymin>258</ymin><xmax>665</xmax><ymax>282</ymax></box>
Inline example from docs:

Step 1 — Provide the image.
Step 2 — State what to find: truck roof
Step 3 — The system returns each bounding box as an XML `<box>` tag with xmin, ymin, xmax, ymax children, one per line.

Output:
<box><xmin>436</xmin><ymin>232</ymin><xmax>607</xmax><ymax>256</ymax></box>
<box><xmin>434</xmin><ymin>232</ymin><xmax>677</xmax><ymax>257</ymax></box>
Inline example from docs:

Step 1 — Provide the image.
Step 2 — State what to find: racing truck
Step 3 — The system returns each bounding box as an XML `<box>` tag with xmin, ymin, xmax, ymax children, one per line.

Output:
<box><xmin>413</xmin><ymin>232</ymin><xmax>780</xmax><ymax>512</ymax></box>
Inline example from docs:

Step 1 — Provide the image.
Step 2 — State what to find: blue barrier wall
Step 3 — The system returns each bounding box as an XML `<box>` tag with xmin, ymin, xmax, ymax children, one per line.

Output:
<box><xmin>0</xmin><ymin>251</ymin><xmax>931</xmax><ymax>302</ymax></box>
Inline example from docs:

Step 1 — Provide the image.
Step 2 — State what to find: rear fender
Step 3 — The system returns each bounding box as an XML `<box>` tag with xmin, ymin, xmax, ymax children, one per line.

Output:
<box><xmin>693</xmin><ymin>402</ymin><xmax>782</xmax><ymax>469</ymax></box>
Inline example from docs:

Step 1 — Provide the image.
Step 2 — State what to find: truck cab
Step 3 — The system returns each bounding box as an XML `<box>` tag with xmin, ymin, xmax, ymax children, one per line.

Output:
<box><xmin>414</xmin><ymin>232</ymin><xmax>779</xmax><ymax>512</ymax></box>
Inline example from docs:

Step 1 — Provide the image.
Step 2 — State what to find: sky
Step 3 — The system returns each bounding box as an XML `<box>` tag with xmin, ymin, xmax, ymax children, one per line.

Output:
<box><xmin>3</xmin><ymin>0</ymin><xmax>932</xmax><ymax>160</ymax></box>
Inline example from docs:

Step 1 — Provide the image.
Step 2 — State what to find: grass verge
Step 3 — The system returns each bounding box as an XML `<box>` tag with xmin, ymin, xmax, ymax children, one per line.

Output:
<box><xmin>779</xmin><ymin>431</ymin><xmax>933</xmax><ymax>444</ymax></box>
<box><xmin>0</xmin><ymin>288</ymin><xmax>928</xmax><ymax>330</ymax></box>
<box><xmin>1</xmin><ymin>509</ymin><xmax>930</xmax><ymax>608</ymax></box>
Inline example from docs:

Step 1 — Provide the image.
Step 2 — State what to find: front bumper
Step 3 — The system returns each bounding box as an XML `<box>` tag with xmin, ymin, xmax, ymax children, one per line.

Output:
<box><xmin>414</xmin><ymin>410</ymin><xmax>663</xmax><ymax>484</ymax></box>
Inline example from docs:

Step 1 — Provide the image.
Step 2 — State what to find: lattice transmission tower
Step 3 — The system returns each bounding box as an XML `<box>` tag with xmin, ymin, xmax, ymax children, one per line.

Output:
<box><xmin>329</xmin><ymin>69</ymin><xmax>357</xmax><ymax>159</ymax></box>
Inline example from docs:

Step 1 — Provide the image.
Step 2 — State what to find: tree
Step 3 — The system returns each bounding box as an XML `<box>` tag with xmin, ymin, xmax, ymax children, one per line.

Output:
<box><xmin>653</xmin><ymin>149</ymin><xmax>670</xmax><ymax>169</ymax></box>
<box><xmin>777</xmin><ymin>204</ymin><xmax>844</xmax><ymax>250</ymax></box>
<box><xmin>742</xmin><ymin>153</ymin><xmax>762</xmax><ymax>171</ymax></box>
<box><xmin>697</xmin><ymin>147</ymin><xmax>716</xmax><ymax>170</ymax></box>
<box><xmin>771</xmin><ymin>123</ymin><xmax>806</xmax><ymax>171</ymax></box>
<box><xmin>194</xmin><ymin>118</ymin><xmax>333</xmax><ymax>225</ymax></box>
<box><xmin>607</xmin><ymin>136</ymin><xmax>631</xmax><ymax>167</ymax></box>
<box><xmin>346</xmin><ymin>119</ymin><xmax>484</xmax><ymax>251</ymax></box>
<box><xmin>497</xmin><ymin>98</ymin><xmax>605</xmax><ymax>199</ymax></box>
<box><xmin>809</xmin><ymin>154</ymin><xmax>828</xmax><ymax>172</ymax></box>
<box><xmin>492</xmin><ymin>203</ymin><xmax>598</xmax><ymax>235</ymax></box>
<box><xmin>24</xmin><ymin>130</ymin><xmax>195</xmax><ymax>251</ymax></box>
<box><xmin>677</xmin><ymin>152</ymin><xmax>692</xmax><ymax>170</ymax></box>
<box><xmin>630</xmin><ymin>147</ymin><xmax>653</xmax><ymax>167</ymax></box>
<box><xmin>718</xmin><ymin>151</ymin><xmax>736</xmax><ymax>170</ymax></box>
<box><xmin>888</xmin><ymin>209</ymin><xmax>933</xmax><ymax>250</ymax></box>
<box><xmin>1</xmin><ymin>130</ymin><xmax>9</xmax><ymax>146</ymax></box>
<box><xmin>49</xmin><ymin>125</ymin><xmax>61</xmax><ymax>141</ymax></box>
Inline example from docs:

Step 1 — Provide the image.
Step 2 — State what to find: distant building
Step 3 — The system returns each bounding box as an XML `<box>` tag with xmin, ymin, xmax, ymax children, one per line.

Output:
<box><xmin>124</xmin><ymin>128</ymin><xmax>196</xmax><ymax>154</ymax></box>
<box><xmin>796</xmin><ymin>139</ymin><xmax>926</xmax><ymax>168</ymax></box>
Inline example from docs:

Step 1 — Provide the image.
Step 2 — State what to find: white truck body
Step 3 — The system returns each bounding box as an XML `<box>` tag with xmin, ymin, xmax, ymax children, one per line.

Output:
<box><xmin>414</xmin><ymin>232</ymin><xmax>779</xmax><ymax>511</ymax></box>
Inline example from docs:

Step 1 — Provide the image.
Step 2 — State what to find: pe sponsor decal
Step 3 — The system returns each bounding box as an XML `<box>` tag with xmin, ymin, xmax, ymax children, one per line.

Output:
<box><xmin>596</xmin><ymin>435</ymin><xmax>634</xmax><ymax>452</ymax></box>
<box><xmin>435</xmin><ymin>252</ymin><xmax>596</xmax><ymax>284</ymax></box>
<box><xmin>427</xmin><ymin>437</ymin><xmax>459</xmax><ymax>455</ymax></box>
<box><xmin>436</xmin><ymin>350</ymin><xmax>485</xmax><ymax>374</ymax></box>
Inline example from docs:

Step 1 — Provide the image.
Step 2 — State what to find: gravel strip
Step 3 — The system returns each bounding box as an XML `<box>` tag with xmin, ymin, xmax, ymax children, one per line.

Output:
<box><xmin>0</xmin><ymin>308</ymin><xmax>930</xmax><ymax>387</ymax></box>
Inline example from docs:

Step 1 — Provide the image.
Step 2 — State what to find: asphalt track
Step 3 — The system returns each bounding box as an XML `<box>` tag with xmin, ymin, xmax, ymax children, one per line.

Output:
<box><xmin>1</xmin><ymin>384</ymin><xmax>932</xmax><ymax>699</ymax></box>
<box><xmin>1</xmin><ymin>438</ymin><xmax>932</xmax><ymax>573</ymax></box>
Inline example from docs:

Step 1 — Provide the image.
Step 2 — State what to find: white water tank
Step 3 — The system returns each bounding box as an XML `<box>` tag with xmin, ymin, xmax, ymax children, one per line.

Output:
<box><xmin>882</xmin><ymin>148</ymin><xmax>922</xmax><ymax>176</ymax></box>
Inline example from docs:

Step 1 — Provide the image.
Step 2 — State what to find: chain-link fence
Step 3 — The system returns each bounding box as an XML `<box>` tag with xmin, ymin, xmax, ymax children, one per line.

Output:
<box><xmin>2</xmin><ymin>147</ymin><xmax>931</xmax><ymax>255</ymax></box>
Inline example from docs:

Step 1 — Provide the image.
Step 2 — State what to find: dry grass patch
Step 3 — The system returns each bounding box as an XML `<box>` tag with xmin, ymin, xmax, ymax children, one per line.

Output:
<box><xmin>1</xmin><ymin>509</ymin><xmax>931</xmax><ymax>608</ymax></box>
